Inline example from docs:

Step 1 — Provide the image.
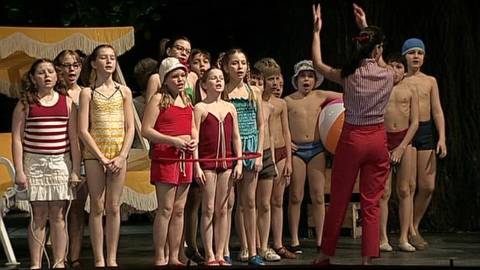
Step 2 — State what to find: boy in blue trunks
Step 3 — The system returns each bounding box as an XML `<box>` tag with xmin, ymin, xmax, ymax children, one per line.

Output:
<box><xmin>402</xmin><ymin>38</ymin><xmax>447</xmax><ymax>250</ymax></box>
<box><xmin>284</xmin><ymin>60</ymin><xmax>342</xmax><ymax>253</ymax></box>
<box><xmin>379</xmin><ymin>53</ymin><xmax>419</xmax><ymax>252</ymax></box>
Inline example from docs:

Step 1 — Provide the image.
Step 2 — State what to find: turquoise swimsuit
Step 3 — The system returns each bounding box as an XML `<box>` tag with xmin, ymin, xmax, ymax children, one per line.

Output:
<box><xmin>229</xmin><ymin>84</ymin><xmax>259</xmax><ymax>170</ymax></box>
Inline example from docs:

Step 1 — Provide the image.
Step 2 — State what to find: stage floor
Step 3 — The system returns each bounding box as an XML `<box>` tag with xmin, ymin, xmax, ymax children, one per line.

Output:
<box><xmin>2</xmin><ymin>215</ymin><xmax>479</xmax><ymax>269</ymax></box>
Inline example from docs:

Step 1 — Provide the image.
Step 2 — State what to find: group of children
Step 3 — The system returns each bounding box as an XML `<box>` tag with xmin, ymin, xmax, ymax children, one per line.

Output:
<box><xmin>11</xmin><ymin>3</ymin><xmax>446</xmax><ymax>269</ymax></box>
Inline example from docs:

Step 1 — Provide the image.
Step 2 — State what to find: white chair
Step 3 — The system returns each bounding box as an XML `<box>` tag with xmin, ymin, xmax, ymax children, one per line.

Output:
<box><xmin>0</xmin><ymin>156</ymin><xmax>21</xmax><ymax>265</ymax></box>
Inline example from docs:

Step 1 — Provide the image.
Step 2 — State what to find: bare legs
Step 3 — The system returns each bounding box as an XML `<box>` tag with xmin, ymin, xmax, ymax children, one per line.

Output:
<box><xmin>85</xmin><ymin>160</ymin><xmax>126</xmax><ymax>267</ymax></box>
<box><xmin>29</xmin><ymin>201</ymin><xmax>68</xmax><ymax>269</ymax></box>
<box><xmin>288</xmin><ymin>154</ymin><xmax>326</xmax><ymax>248</ymax></box>
<box><xmin>153</xmin><ymin>183</ymin><xmax>190</xmax><ymax>266</ymax></box>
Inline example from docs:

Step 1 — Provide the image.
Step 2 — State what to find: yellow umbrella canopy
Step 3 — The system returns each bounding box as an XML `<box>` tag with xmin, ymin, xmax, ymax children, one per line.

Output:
<box><xmin>0</xmin><ymin>26</ymin><xmax>134</xmax><ymax>98</ymax></box>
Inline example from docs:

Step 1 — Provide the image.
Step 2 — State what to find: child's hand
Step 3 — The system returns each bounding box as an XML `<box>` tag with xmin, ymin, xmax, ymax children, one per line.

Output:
<box><xmin>232</xmin><ymin>163</ymin><xmax>243</xmax><ymax>181</ymax></box>
<box><xmin>186</xmin><ymin>139</ymin><xmax>198</xmax><ymax>152</ymax></box>
<box><xmin>194</xmin><ymin>166</ymin><xmax>206</xmax><ymax>185</ymax></box>
<box><xmin>15</xmin><ymin>172</ymin><xmax>28</xmax><ymax>190</ymax></box>
<box><xmin>291</xmin><ymin>142</ymin><xmax>298</xmax><ymax>152</ymax></box>
<box><xmin>254</xmin><ymin>157</ymin><xmax>263</xmax><ymax>173</ymax></box>
<box><xmin>437</xmin><ymin>139</ymin><xmax>447</xmax><ymax>159</ymax></box>
<box><xmin>173</xmin><ymin>137</ymin><xmax>189</xmax><ymax>151</ymax></box>
<box><xmin>390</xmin><ymin>146</ymin><xmax>406</xmax><ymax>164</ymax></box>
<box><xmin>69</xmin><ymin>172</ymin><xmax>82</xmax><ymax>188</ymax></box>
<box><xmin>109</xmin><ymin>155</ymin><xmax>126</xmax><ymax>175</ymax></box>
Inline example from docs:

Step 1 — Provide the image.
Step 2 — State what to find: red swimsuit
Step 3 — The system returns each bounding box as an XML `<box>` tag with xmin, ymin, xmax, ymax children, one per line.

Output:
<box><xmin>150</xmin><ymin>105</ymin><xmax>193</xmax><ymax>185</ymax></box>
<box><xmin>198</xmin><ymin>112</ymin><xmax>234</xmax><ymax>171</ymax></box>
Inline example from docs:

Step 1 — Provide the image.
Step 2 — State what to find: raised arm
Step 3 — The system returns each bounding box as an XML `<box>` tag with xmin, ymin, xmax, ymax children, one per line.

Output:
<box><xmin>353</xmin><ymin>3</ymin><xmax>368</xmax><ymax>29</ymax></box>
<box><xmin>311</xmin><ymin>4</ymin><xmax>343</xmax><ymax>85</ymax></box>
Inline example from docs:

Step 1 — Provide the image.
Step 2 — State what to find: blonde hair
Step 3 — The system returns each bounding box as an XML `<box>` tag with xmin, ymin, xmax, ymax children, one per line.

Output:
<box><xmin>254</xmin><ymin>57</ymin><xmax>282</xmax><ymax>79</ymax></box>
<box><xmin>158</xmin><ymin>70</ymin><xmax>191</xmax><ymax>110</ymax></box>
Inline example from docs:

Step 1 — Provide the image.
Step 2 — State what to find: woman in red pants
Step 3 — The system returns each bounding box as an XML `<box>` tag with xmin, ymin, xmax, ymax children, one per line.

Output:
<box><xmin>311</xmin><ymin>4</ymin><xmax>396</xmax><ymax>265</ymax></box>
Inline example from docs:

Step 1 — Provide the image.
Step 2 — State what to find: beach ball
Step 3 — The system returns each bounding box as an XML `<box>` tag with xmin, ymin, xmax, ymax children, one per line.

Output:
<box><xmin>318</xmin><ymin>98</ymin><xmax>345</xmax><ymax>154</ymax></box>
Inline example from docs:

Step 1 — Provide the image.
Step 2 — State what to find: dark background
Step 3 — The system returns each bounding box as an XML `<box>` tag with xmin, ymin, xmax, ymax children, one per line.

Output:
<box><xmin>1</xmin><ymin>0</ymin><xmax>479</xmax><ymax>232</ymax></box>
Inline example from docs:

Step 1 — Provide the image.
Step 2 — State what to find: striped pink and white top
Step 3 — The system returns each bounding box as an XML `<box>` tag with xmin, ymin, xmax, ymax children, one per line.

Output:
<box><xmin>24</xmin><ymin>94</ymin><xmax>70</xmax><ymax>154</ymax></box>
<box><xmin>342</xmin><ymin>59</ymin><xmax>394</xmax><ymax>125</ymax></box>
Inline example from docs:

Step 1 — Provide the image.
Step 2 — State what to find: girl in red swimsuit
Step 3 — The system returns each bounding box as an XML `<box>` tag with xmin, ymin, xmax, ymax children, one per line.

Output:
<box><xmin>142</xmin><ymin>57</ymin><xmax>198</xmax><ymax>267</ymax></box>
<box><xmin>193</xmin><ymin>67</ymin><xmax>242</xmax><ymax>266</ymax></box>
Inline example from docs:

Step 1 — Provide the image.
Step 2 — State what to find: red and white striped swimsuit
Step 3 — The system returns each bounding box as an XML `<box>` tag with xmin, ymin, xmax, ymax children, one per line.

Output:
<box><xmin>24</xmin><ymin>94</ymin><xmax>70</xmax><ymax>154</ymax></box>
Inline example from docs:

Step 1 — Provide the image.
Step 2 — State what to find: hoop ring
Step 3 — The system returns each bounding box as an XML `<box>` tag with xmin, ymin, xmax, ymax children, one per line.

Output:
<box><xmin>151</xmin><ymin>151</ymin><xmax>261</xmax><ymax>162</ymax></box>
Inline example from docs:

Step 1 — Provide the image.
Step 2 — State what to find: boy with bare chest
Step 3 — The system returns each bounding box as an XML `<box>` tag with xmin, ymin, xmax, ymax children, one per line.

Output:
<box><xmin>284</xmin><ymin>60</ymin><xmax>342</xmax><ymax>252</ymax></box>
<box><xmin>401</xmin><ymin>38</ymin><xmax>446</xmax><ymax>250</ymax></box>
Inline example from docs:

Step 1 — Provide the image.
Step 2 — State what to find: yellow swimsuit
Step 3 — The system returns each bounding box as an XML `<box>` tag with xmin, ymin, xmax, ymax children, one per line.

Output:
<box><xmin>84</xmin><ymin>85</ymin><xmax>125</xmax><ymax>160</ymax></box>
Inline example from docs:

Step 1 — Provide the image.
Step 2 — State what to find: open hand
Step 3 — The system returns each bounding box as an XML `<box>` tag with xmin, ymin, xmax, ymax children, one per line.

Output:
<box><xmin>353</xmin><ymin>3</ymin><xmax>368</xmax><ymax>29</ymax></box>
<box><xmin>312</xmin><ymin>4</ymin><xmax>323</xmax><ymax>33</ymax></box>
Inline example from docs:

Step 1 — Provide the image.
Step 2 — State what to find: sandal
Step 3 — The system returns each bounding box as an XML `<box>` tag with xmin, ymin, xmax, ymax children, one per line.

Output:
<box><xmin>69</xmin><ymin>259</ymin><xmax>82</xmax><ymax>270</ymax></box>
<box><xmin>205</xmin><ymin>259</ymin><xmax>219</xmax><ymax>266</ymax></box>
<box><xmin>312</xmin><ymin>257</ymin><xmax>330</xmax><ymax>266</ymax></box>
<box><xmin>273</xmin><ymin>246</ymin><xmax>296</xmax><ymax>259</ymax></box>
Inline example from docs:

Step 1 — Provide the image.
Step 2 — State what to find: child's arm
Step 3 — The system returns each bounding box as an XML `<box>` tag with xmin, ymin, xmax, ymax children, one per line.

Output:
<box><xmin>78</xmin><ymin>88</ymin><xmax>110</xmax><ymax>166</ymax></box>
<box><xmin>390</xmin><ymin>85</ymin><xmax>419</xmax><ymax>164</ymax></box>
<box><xmin>430</xmin><ymin>77</ymin><xmax>447</xmax><ymax>158</ymax></box>
<box><xmin>311</xmin><ymin>4</ymin><xmax>343</xmax><ymax>85</ymax></box>
<box><xmin>230</xmin><ymin>104</ymin><xmax>243</xmax><ymax>181</ymax></box>
<box><xmin>110</xmin><ymin>87</ymin><xmax>135</xmax><ymax>174</ymax></box>
<box><xmin>67</xmin><ymin>97</ymin><xmax>81</xmax><ymax>182</ymax></box>
<box><xmin>253</xmin><ymin>87</ymin><xmax>265</xmax><ymax>172</ymax></box>
<box><xmin>11</xmin><ymin>101</ymin><xmax>27</xmax><ymax>189</ymax></box>
<box><xmin>145</xmin><ymin>74</ymin><xmax>160</xmax><ymax>104</ymax></box>
<box><xmin>280</xmin><ymin>100</ymin><xmax>292</xmax><ymax>179</ymax></box>
<box><xmin>141</xmin><ymin>94</ymin><xmax>188</xmax><ymax>148</ymax></box>
<box><xmin>118</xmin><ymin>87</ymin><xmax>135</xmax><ymax>158</ymax></box>
<box><xmin>192</xmin><ymin>104</ymin><xmax>206</xmax><ymax>185</ymax></box>
<box><xmin>268</xmin><ymin>107</ymin><xmax>276</xmax><ymax>171</ymax></box>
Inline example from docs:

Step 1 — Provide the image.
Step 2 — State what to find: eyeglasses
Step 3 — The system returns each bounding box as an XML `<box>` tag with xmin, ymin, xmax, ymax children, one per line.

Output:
<box><xmin>60</xmin><ymin>63</ymin><xmax>81</xmax><ymax>69</ymax></box>
<box><xmin>173</xmin><ymin>44</ymin><xmax>191</xmax><ymax>55</ymax></box>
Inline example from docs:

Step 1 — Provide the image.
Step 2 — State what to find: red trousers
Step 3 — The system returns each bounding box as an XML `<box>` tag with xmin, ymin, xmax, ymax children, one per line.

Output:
<box><xmin>321</xmin><ymin>122</ymin><xmax>390</xmax><ymax>257</ymax></box>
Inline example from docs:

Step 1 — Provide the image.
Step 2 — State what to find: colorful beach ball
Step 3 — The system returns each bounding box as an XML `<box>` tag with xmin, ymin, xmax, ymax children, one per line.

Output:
<box><xmin>318</xmin><ymin>98</ymin><xmax>345</xmax><ymax>154</ymax></box>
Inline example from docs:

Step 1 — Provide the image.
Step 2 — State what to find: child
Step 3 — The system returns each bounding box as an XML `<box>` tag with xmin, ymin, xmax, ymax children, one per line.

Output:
<box><xmin>53</xmin><ymin>49</ymin><xmax>87</xmax><ymax>269</ymax></box>
<box><xmin>78</xmin><ymin>44</ymin><xmax>135</xmax><ymax>268</ymax></box>
<box><xmin>141</xmin><ymin>57</ymin><xmax>197</xmax><ymax>267</ymax></box>
<box><xmin>133</xmin><ymin>57</ymin><xmax>159</xmax><ymax>119</ymax></box>
<box><xmin>145</xmin><ymin>36</ymin><xmax>198</xmax><ymax>103</ymax></box>
<box><xmin>254</xmin><ymin>58</ymin><xmax>296</xmax><ymax>259</ymax></box>
<box><xmin>402</xmin><ymin>38</ymin><xmax>447</xmax><ymax>250</ymax></box>
<box><xmin>379</xmin><ymin>53</ymin><xmax>419</xmax><ymax>252</ymax></box>
<box><xmin>189</xmin><ymin>49</ymin><xmax>211</xmax><ymax>79</ymax></box>
<box><xmin>284</xmin><ymin>60</ymin><xmax>341</xmax><ymax>253</ymax></box>
<box><xmin>193</xmin><ymin>67</ymin><xmax>242</xmax><ymax>266</ymax></box>
<box><xmin>249</xmin><ymin>63</ymin><xmax>280</xmax><ymax>262</ymax></box>
<box><xmin>183</xmin><ymin>49</ymin><xmax>212</xmax><ymax>264</ymax></box>
<box><xmin>221</xmin><ymin>48</ymin><xmax>265</xmax><ymax>266</ymax></box>
<box><xmin>12</xmin><ymin>59</ymin><xmax>80</xmax><ymax>269</ymax></box>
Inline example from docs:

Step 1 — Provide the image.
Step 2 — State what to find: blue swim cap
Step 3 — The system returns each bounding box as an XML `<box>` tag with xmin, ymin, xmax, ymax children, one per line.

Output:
<box><xmin>401</xmin><ymin>38</ymin><xmax>425</xmax><ymax>55</ymax></box>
